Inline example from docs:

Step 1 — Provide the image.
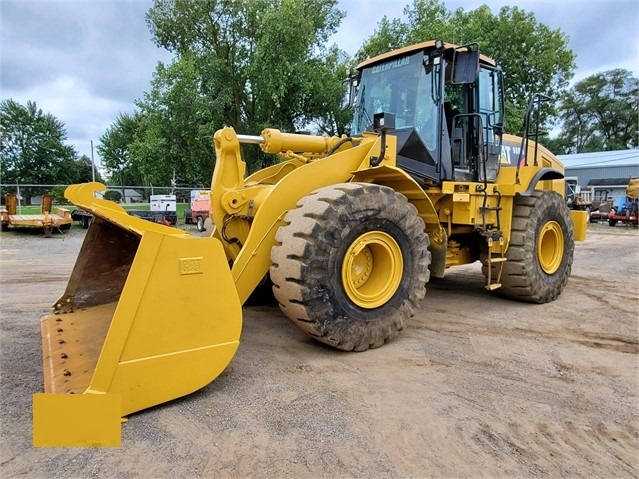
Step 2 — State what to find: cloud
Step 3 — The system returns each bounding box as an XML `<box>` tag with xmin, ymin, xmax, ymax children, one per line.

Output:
<box><xmin>2</xmin><ymin>1</ymin><xmax>170</xmax><ymax>99</ymax></box>
<box><xmin>333</xmin><ymin>0</ymin><xmax>639</xmax><ymax>81</ymax></box>
<box><xmin>15</xmin><ymin>75</ymin><xmax>124</xmax><ymax>151</ymax></box>
<box><xmin>1</xmin><ymin>0</ymin><xmax>172</xmax><ymax>160</ymax></box>
<box><xmin>490</xmin><ymin>0</ymin><xmax>639</xmax><ymax>80</ymax></box>
<box><xmin>1</xmin><ymin>0</ymin><xmax>637</xmax><ymax>165</ymax></box>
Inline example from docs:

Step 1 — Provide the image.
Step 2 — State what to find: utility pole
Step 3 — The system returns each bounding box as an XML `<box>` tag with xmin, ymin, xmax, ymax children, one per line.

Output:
<box><xmin>90</xmin><ymin>140</ymin><xmax>96</xmax><ymax>182</ymax></box>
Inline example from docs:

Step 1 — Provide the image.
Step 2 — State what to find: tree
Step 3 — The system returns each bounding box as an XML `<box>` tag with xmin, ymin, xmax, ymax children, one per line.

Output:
<box><xmin>97</xmin><ymin>112</ymin><xmax>147</xmax><ymax>191</ymax></box>
<box><xmin>295</xmin><ymin>45</ymin><xmax>354</xmax><ymax>137</ymax></box>
<box><xmin>547</xmin><ymin>69</ymin><xmax>639</xmax><ymax>154</ymax></box>
<box><xmin>356</xmin><ymin>0</ymin><xmax>576</xmax><ymax>134</ymax></box>
<box><xmin>76</xmin><ymin>154</ymin><xmax>104</xmax><ymax>184</ymax></box>
<box><xmin>103</xmin><ymin>190</ymin><xmax>122</xmax><ymax>202</ymax></box>
<box><xmin>132</xmin><ymin>53</ymin><xmax>218</xmax><ymax>186</ymax></box>
<box><xmin>0</xmin><ymin>99</ymin><xmax>84</xmax><ymax>203</ymax></box>
<box><xmin>58</xmin><ymin>154</ymin><xmax>100</xmax><ymax>185</ymax></box>
<box><xmin>142</xmin><ymin>0</ymin><xmax>347</xmax><ymax>172</ymax></box>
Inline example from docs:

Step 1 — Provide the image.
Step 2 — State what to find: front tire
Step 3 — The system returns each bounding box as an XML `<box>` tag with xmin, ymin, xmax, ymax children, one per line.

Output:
<box><xmin>270</xmin><ymin>183</ymin><xmax>431</xmax><ymax>351</ymax></box>
<box><xmin>483</xmin><ymin>190</ymin><xmax>574</xmax><ymax>304</ymax></box>
<box><xmin>196</xmin><ymin>216</ymin><xmax>205</xmax><ymax>232</ymax></box>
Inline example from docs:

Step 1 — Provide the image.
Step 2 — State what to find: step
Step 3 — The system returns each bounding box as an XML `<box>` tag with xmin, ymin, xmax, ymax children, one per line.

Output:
<box><xmin>487</xmin><ymin>257</ymin><xmax>507</xmax><ymax>263</ymax></box>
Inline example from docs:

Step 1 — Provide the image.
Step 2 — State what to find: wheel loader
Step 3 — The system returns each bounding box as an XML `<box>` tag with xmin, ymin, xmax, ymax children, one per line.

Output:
<box><xmin>37</xmin><ymin>40</ymin><xmax>588</xmax><ymax>430</ymax></box>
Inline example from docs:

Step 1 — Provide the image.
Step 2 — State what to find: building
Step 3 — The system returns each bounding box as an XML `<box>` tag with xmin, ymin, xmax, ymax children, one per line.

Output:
<box><xmin>557</xmin><ymin>150</ymin><xmax>639</xmax><ymax>208</ymax></box>
<box><xmin>95</xmin><ymin>188</ymin><xmax>144</xmax><ymax>204</ymax></box>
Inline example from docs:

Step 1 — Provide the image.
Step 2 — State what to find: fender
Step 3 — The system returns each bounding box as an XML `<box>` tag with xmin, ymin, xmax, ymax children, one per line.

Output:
<box><xmin>351</xmin><ymin>165</ymin><xmax>448</xmax><ymax>278</ymax></box>
<box><xmin>519</xmin><ymin>167</ymin><xmax>564</xmax><ymax>196</ymax></box>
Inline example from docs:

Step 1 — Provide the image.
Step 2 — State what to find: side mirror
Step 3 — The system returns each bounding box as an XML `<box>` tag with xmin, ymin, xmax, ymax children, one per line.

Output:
<box><xmin>341</xmin><ymin>76</ymin><xmax>359</xmax><ymax>108</ymax></box>
<box><xmin>373</xmin><ymin>112</ymin><xmax>396</xmax><ymax>132</ymax></box>
<box><xmin>452</xmin><ymin>45</ymin><xmax>480</xmax><ymax>84</ymax></box>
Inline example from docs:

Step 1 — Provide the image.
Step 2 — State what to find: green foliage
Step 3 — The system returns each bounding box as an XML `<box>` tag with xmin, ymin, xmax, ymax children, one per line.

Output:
<box><xmin>304</xmin><ymin>45</ymin><xmax>355</xmax><ymax>137</ymax></box>
<box><xmin>76</xmin><ymin>154</ymin><xmax>104</xmax><ymax>183</ymax></box>
<box><xmin>356</xmin><ymin>0</ymin><xmax>576</xmax><ymax>134</ymax></box>
<box><xmin>97</xmin><ymin>112</ymin><xmax>149</xmax><ymax>186</ymax></box>
<box><xmin>132</xmin><ymin>54</ymin><xmax>217</xmax><ymax>184</ymax></box>
<box><xmin>50</xmin><ymin>185</ymin><xmax>71</xmax><ymax>204</ymax></box>
<box><xmin>547</xmin><ymin>69</ymin><xmax>639</xmax><ymax>153</ymax></box>
<box><xmin>103</xmin><ymin>190</ymin><xmax>122</xmax><ymax>202</ymax></box>
<box><xmin>138</xmin><ymin>0</ymin><xmax>348</xmax><ymax>173</ymax></box>
<box><xmin>0</xmin><ymin>99</ymin><xmax>91</xmax><ymax>203</ymax></box>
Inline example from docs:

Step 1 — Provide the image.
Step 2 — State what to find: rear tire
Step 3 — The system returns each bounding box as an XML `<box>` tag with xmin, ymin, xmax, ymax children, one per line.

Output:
<box><xmin>483</xmin><ymin>190</ymin><xmax>574</xmax><ymax>304</ymax></box>
<box><xmin>608</xmin><ymin>219</ymin><xmax>617</xmax><ymax>227</ymax></box>
<box><xmin>196</xmin><ymin>216</ymin><xmax>205</xmax><ymax>232</ymax></box>
<box><xmin>270</xmin><ymin>183</ymin><xmax>431</xmax><ymax>351</ymax></box>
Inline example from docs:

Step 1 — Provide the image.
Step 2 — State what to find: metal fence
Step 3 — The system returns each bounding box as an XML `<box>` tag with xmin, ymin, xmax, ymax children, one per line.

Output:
<box><xmin>0</xmin><ymin>184</ymin><xmax>200</xmax><ymax>206</ymax></box>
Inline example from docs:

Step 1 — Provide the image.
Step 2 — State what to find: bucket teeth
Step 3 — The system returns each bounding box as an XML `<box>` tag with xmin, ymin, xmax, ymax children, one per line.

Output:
<box><xmin>41</xmin><ymin>303</ymin><xmax>115</xmax><ymax>394</ymax></box>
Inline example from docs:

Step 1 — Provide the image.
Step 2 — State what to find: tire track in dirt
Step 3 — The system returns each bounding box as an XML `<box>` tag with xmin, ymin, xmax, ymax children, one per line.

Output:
<box><xmin>2</xmin><ymin>223</ymin><xmax>638</xmax><ymax>478</ymax></box>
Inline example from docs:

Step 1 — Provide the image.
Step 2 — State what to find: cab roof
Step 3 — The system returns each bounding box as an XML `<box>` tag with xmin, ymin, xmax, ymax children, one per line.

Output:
<box><xmin>356</xmin><ymin>40</ymin><xmax>497</xmax><ymax>70</ymax></box>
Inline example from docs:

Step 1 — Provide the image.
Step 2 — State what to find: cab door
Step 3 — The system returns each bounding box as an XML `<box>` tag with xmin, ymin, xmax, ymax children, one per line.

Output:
<box><xmin>447</xmin><ymin>64</ymin><xmax>504</xmax><ymax>183</ymax></box>
<box><xmin>476</xmin><ymin>66</ymin><xmax>504</xmax><ymax>182</ymax></box>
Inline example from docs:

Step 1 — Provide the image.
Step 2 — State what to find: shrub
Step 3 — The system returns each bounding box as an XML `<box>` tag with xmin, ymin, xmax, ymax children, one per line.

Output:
<box><xmin>104</xmin><ymin>190</ymin><xmax>122</xmax><ymax>202</ymax></box>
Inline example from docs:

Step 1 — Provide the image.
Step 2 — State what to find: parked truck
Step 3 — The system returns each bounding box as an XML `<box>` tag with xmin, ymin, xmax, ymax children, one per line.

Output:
<box><xmin>565</xmin><ymin>177</ymin><xmax>594</xmax><ymax>219</ymax></box>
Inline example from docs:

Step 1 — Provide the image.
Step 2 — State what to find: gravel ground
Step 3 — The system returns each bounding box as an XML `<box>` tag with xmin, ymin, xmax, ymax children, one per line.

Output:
<box><xmin>1</xmin><ymin>222</ymin><xmax>637</xmax><ymax>478</ymax></box>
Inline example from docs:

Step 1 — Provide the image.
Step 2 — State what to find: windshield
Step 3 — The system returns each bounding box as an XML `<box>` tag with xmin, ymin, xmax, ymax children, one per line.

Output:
<box><xmin>351</xmin><ymin>51</ymin><xmax>437</xmax><ymax>148</ymax></box>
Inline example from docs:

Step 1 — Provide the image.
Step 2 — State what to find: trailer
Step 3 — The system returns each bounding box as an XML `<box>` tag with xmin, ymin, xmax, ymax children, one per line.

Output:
<box><xmin>127</xmin><ymin>195</ymin><xmax>178</xmax><ymax>226</ymax></box>
<box><xmin>608</xmin><ymin>178</ymin><xmax>639</xmax><ymax>227</ymax></box>
<box><xmin>1</xmin><ymin>193</ymin><xmax>72</xmax><ymax>237</ymax></box>
<box><xmin>70</xmin><ymin>209</ymin><xmax>93</xmax><ymax>228</ymax></box>
<box><xmin>184</xmin><ymin>190</ymin><xmax>211</xmax><ymax>231</ymax></box>
<box><xmin>608</xmin><ymin>201</ymin><xmax>638</xmax><ymax>226</ymax></box>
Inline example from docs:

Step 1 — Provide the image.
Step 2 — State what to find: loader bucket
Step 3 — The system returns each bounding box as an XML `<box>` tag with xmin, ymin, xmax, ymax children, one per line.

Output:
<box><xmin>40</xmin><ymin>183</ymin><xmax>242</xmax><ymax>417</ymax></box>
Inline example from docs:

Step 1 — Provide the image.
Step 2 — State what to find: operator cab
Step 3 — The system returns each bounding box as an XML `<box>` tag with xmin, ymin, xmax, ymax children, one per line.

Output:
<box><xmin>350</xmin><ymin>40</ymin><xmax>505</xmax><ymax>185</ymax></box>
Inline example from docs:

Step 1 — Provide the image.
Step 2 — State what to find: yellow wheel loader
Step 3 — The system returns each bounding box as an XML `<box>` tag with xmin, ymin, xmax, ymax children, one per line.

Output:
<box><xmin>39</xmin><ymin>40</ymin><xmax>587</xmax><ymax>421</ymax></box>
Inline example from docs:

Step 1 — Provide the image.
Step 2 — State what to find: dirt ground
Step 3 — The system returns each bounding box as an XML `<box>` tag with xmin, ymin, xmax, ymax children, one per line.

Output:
<box><xmin>1</xmin><ymin>222</ymin><xmax>637</xmax><ymax>478</ymax></box>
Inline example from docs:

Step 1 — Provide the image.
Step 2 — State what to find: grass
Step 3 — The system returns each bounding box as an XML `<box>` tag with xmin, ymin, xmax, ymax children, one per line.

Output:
<box><xmin>5</xmin><ymin>202</ymin><xmax>192</xmax><ymax>224</ymax></box>
<box><xmin>121</xmin><ymin>203</ymin><xmax>190</xmax><ymax>217</ymax></box>
<box><xmin>5</xmin><ymin>205</ymin><xmax>42</xmax><ymax>215</ymax></box>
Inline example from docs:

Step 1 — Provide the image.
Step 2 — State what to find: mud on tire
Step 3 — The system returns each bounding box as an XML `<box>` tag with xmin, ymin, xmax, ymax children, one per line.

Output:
<box><xmin>483</xmin><ymin>190</ymin><xmax>574</xmax><ymax>304</ymax></box>
<box><xmin>270</xmin><ymin>183</ymin><xmax>431</xmax><ymax>351</ymax></box>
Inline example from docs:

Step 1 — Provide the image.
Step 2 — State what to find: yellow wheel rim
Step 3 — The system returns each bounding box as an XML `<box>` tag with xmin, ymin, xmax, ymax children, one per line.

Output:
<box><xmin>342</xmin><ymin>231</ymin><xmax>403</xmax><ymax>309</ymax></box>
<box><xmin>537</xmin><ymin>221</ymin><xmax>564</xmax><ymax>274</ymax></box>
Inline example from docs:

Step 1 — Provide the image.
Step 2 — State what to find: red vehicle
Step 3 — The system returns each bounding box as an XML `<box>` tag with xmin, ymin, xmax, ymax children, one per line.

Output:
<box><xmin>608</xmin><ymin>178</ymin><xmax>638</xmax><ymax>227</ymax></box>
<box><xmin>185</xmin><ymin>196</ymin><xmax>211</xmax><ymax>232</ymax></box>
<box><xmin>608</xmin><ymin>201</ymin><xmax>638</xmax><ymax>226</ymax></box>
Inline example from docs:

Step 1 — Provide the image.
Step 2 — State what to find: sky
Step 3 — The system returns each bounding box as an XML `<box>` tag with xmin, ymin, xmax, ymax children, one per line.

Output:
<box><xmin>1</xmin><ymin>0</ymin><xmax>638</xmax><ymax>168</ymax></box>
